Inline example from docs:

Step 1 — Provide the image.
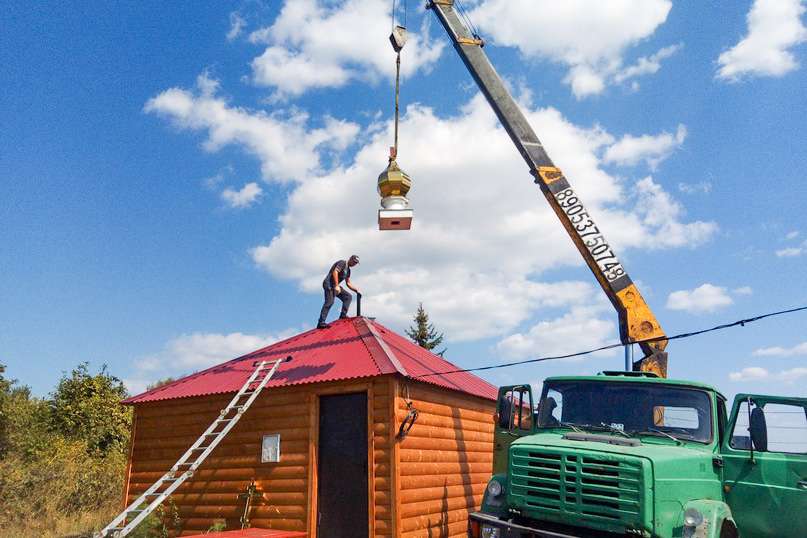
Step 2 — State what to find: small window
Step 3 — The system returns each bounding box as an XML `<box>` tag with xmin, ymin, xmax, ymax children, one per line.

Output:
<box><xmin>731</xmin><ymin>401</ymin><xmax>807</xmax><ymax>454</ymax></box>
<box><xmin>499</xmin><ymin>388</ymin><xmax>533</xmax><ymax>432</ymax></box>
<box><xmin>261</xmin><ymin>434</ymin><xmax>281</xmax><ymax>463</ymax></box>
<box><xmin>655</xmin><ymin>406</ymin><xmax>700</xmax><ymax>429</ymax></box>
<box><xmin>764</xmin><ymin>403</ymin><xmax>807</xmax><ymax>454</ymax></box>
<box><xmin>537</xmin><ymin>388</ymin><xmax>563</xmax><ymax>427</ymax></box>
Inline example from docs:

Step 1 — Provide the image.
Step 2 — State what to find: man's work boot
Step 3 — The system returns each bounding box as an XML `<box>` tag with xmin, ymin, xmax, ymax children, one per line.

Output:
<box><xmin>339</xmin><ymin>313</ymin><xmax>348</xmax><ymax>319</ymax></box>
<box><xmin>317</xmin><ymin>321</ymin><xmax>329</xmax><ymax>329</ymax></box>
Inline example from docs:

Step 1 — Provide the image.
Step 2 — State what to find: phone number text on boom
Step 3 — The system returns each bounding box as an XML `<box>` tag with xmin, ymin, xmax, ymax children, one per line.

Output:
<box><xmin>555</xmin><ymin>188</ymin><xmax>625</xmax><ymax>283</ymax></box>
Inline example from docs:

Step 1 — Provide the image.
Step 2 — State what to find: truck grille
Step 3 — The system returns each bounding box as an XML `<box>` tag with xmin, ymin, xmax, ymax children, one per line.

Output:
<box><xmin>509</xmin><ymin>447</ymin><xmax>647</xmax><ymax>532</ymax></box>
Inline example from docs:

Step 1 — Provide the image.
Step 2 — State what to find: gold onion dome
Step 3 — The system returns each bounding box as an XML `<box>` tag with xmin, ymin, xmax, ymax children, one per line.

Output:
<box><xmin>377</xmin><ymin>159</ymin><xmax>411</xmax><ymax>199</ymax></box>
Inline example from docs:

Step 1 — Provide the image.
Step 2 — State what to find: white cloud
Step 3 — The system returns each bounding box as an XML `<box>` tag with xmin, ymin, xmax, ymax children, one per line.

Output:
<box><xmin>227</xmin><ymin>12</ymin><xmax>247</xmax><ymax>41</ymax></box>
<box><xmin>678</xmin><ymin>181</ymin><xmax>713</xmax><ymax>195</ymax></box>
<box><xmin>776</xmin><ymin>246</ymin><xmax>805</xmax><ymax>257</ymax></box>
<box><xmin>604</xmin><ymin>124</ymin><xmax>687</xmax><ymax>170</ymax></box>
<box><xmin>729</xmin><ymin>366</ymin><xmax>770</xmax><ymax>381</ymax></box>
<box><xmin>144</xmin><ymin>73</ymin><xmax>360</xmax><ymax>183</ymax></box>
<box><xmin>497</xmin><ymin>305</ymin><xmax>617</xmax><ymax>360</ymax></box>
<box><xmin>469</xmin><ymin>0</ymin><xmax>674</xmax><ymax>98</ymax></box>
<box><xmin>245</xmin><ymin>94</ymin><xmax>716</xmax><ymax>339</ymax></box>
<box><xmin>221</xmin><ymin>182</ymin><xmax>263</xmax><ymax>209</ymax></box>
<box><xmin>729</xmin><ymin>365</ymin><xmax>807</xmax><ymax>383</ymax></box>
<box><xmin>754</xmin><ymin>341</ymin><xmax>807</xmax><ymax>357</ymax></box>
<box><xmin>633</xmin><ymin>177</ymin><xmax>717</xmax><ymax>248</ymax></box>
<box><xmin>717</xmin><ymin>0</ymin><xmax>807</xmax><ymax>81</ymax></box>
<box><xmin>248</xmin><ymin>0</ymin><xmax>444</xmax><ymax>99</ymax></box>
<box><xmin>125</xmin><ymin>330</ymin><xmax>297</xmax><ymax>394</ymax></box>
<box><xmin>614</xmin><ymin>43</ymin><xmax>683</xmax><ymax>84</ymax></box>
<box><xmin>785</xmin><ymin>230</ymin><xmax>800</xmax><ymax>240</ymax></box>
<box><xmin>665</xmin><ymin>283</ymin><xmax>733</xmax><ymax>313</ymax></box>
<box><xmin>733</xmin><ymin>286</ymin><xmax>753</xmax><ymax>296</ymax></box>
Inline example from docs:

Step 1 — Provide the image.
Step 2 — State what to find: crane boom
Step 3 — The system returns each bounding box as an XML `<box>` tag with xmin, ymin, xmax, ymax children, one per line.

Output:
<box><xmin>427</xmin><ymin>0</ymin><xmax>668</xmax><ymax>376</ymax></box>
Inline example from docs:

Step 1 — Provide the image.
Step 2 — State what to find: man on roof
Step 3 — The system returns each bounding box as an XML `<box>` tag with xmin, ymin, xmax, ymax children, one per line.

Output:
<box><xmin>317</xmin><ymin>255</ymin><xmax>361</xmax><ymax>329</ymax></box>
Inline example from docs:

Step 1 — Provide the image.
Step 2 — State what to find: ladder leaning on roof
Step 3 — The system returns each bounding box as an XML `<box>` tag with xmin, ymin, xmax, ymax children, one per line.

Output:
<box><xmin>96</xmin><ymin>356</ymin><xmax>291</xmax><ymax>538</ymax></box>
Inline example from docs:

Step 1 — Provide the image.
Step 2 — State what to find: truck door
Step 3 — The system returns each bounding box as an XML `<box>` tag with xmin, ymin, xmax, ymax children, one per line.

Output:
<box><xmin>721</xmin><ymin>394</ymin><xmax>807</xmax><ymax>537</ymax></box>
<box><xmin>494</xmin><ymin>385</ymin><xmax>533</xmax><ymax>475</ymax></box>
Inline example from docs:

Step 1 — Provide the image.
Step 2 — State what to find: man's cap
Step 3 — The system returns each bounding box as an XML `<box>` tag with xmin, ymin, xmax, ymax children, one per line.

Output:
<box><xmin>349</xmin><ymin>254</ymin><xmax>360</xmax><ymax>264</ymax></box>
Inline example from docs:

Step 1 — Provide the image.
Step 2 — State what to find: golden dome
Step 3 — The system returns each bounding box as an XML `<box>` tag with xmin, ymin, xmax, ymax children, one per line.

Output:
<box><xmin>377</xmin><ymin>159</ymin><xmax>411</xmax><ymax>199</ymax></box>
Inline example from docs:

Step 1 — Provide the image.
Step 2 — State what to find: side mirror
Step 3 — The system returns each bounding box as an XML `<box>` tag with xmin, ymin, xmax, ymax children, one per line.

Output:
<box><xmin>749</xmin><ymin>407</ymin><xmax>768</xmax><ymax>452</ymax></box>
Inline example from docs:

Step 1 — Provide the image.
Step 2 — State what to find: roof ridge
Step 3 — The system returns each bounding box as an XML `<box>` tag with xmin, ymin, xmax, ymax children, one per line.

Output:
<box><xmin>354</xmin><ymin>317</ymin><xmax>408</xmax><ymax>377</ymax></box>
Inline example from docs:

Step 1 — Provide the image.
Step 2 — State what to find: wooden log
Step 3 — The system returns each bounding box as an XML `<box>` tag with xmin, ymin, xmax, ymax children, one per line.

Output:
<box><xmin>400</xmin><ymin>472</ymin><xmax>491</xmax><ymax>491</ymax></box>
<box><xmin>401</xmin><ymin>401</ymin><xmax>493</xmax><ymax>424</ymax></box>
<box><xmin>399</xmin><ymin>461</ymin><xmax>492</xmax><ymax>477</ymax></box>
<box><xmin>401</xmin><ymin>503</ymin><xmax>477</xmax><ymax>532</ymax></box>
<box><xmin>401</xmin><ymin>518</ymin><xmax>469</xmax><ymax>538</ymax></box>
<box><xmin>399</xmin><ymin>448</ymin><xmax>493</xmax><ymax>464</ymax></box>
<box><xmin>404</xmin><ymin>411</ymin><xmax>494</xmax><ymax>434</ymax></box>
<box><xmin>404</xmin><ymin>387</ymin><xmax>495</xmax><ymax>413</ymax></box>
<box><xmin>400</xmin><ymin>483</ymin><xmax>485</xmax><ymax>505</ymax></box>
<box><xmin>398</xmin><ymin>436</ymin><xmax>492</xmax><ymax>453</ymax></box>
<box><xmin>134</xmin><ymin>423</ymin><xmax>310</xmax><ymax>446</ymax></box>
<box><xmin>129</xmin><ymin>464</ymin><xmax>308</xmax><ymax>484</ymax></box>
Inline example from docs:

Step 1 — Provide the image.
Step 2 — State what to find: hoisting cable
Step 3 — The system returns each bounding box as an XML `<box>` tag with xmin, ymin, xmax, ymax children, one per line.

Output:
<box><xmin>454</xmin><ymin>0</ymin><xmax>482</xmax><ymax>40</ymax></box>
<box><xmin>415</xmin><ymin>304</ymin><xmax>807</xmax><ymax>378</ymax></box>
<box><xmin>389</xmin><ymin>0</ymin><xmax>407</xmax><ymax>160</ymax></box>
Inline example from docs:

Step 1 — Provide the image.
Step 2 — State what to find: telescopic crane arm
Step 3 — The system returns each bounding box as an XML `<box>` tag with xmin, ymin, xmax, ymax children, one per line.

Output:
<box><xmin>427</xmin><ymin>1</ymin><xmax>668</xmax><ymax>376</ymax></box>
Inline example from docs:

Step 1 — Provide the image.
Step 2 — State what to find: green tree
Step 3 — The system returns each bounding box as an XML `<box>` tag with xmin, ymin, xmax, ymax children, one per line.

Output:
<box><xmin>49</xmin><ymin>363</ymin><xmax>131</xmax><ymax>456</ymax></box>
<box><xmin>405</xmin><ymin>303</ymin><xmax>445</xmax><ymax>352</ymax></box>
<box><xmin>146</xmin><ymin>377</ymin><xmax>178</xmax><ymax>391</ymax></box>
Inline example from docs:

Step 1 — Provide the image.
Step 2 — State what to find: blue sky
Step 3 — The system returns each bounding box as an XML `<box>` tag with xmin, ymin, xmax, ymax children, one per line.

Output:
<box><xmin>2</xmin><ymin>0</ymin><xmax>806</xmax><ymax>401</ymax></box>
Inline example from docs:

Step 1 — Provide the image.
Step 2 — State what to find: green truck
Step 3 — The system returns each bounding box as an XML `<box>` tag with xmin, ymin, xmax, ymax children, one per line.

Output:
<box><xmin>469</xmin><ymin>372</ymin><xmax>807</xmax><ymax>538</ymax></box>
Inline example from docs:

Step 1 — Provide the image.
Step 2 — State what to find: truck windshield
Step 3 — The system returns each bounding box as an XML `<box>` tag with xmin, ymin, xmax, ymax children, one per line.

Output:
<box><xmin>537</xmin><ymin>380</ymin><xmax>713</xmax><ymax>443</ymax></box>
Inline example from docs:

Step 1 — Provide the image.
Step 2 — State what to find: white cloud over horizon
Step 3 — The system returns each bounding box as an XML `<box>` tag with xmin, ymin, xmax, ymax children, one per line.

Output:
<box><xmin>729</xmin><ymin>365</ymin><xmax>807</xmax><ymax>383</ymax></box>
<box><xmin>221</xmin><ymin>182</ymin><xmax>263</xmax><ymax>209</ymax></box>
<box><xmin>125</xmin><ymin>329</ymin><xmax>298</xmax><ymax>395</ymax></box>
<box><xmin>247</xmin><ymin>0</ymin><xmax>444</xmax><ymax>99</ymax></box>
<box><xmin>497</xmin><ymin>303</ymin><xmax>618</xmax><ymax>360</ymax></box>
<box><xmin>144</xmin><ymin>73</ymin><xmax>360</xmax><ymax>183</ymax></box>
<box><xmin>604</xmin><ymin>124</ymin><xmax>687</xmax><ymax>170</ymax></box>
<box><xmin>753</xmin><ymin>341</ymin><xmax>807</xmax><ymax>357</ymax></box>
<box><xmin>665</xmin><ymin>283</ymin><xmax>742</xmax><ymax>314</ymax></box>
<box><xmin>717</xmin><ymin>0</ymin><xmax>807</xmax><ymax>81</ymax></box>
<box><xmin>469</xmin><ymin>0</ymin><xmax>675</xmax><ymax>98</ymax></box>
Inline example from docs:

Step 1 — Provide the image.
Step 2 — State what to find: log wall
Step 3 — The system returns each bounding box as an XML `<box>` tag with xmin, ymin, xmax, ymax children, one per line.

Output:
<box><xmin>395</xmin><ymin>382</ymin><xmax>496</xmax><ymax>538</ymax></box>
<box><xmin>126</xmin><ymin>375</ymin><xmax>494</xmax><ymax>537</ymax></box>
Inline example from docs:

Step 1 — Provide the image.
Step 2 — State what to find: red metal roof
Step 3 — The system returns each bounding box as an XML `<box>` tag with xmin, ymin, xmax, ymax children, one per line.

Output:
<box><xmin>123</xmin><ymin>317</ymin><xmax>497</xmax><ymax>404</ymax></box>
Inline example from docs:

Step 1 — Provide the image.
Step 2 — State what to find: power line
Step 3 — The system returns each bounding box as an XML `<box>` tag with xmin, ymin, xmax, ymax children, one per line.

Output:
<box><xmin>416</xmin><ymin>304</ymin><xmax>807</xmax><ymax>378</ymax></box>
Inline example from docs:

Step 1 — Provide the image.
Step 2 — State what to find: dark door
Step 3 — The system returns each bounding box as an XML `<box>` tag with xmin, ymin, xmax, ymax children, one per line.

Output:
<box><xmin>317</xmin><ymin>392</ymin><xmax>368</xmax><ymax>538</ymax></box>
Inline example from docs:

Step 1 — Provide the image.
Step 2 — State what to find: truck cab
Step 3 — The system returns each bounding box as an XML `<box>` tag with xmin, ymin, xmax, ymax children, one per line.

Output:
<box><xmin>470</xmin><ymin>372</ymin><xmax>807</xmax><ymax>538</ymax></box>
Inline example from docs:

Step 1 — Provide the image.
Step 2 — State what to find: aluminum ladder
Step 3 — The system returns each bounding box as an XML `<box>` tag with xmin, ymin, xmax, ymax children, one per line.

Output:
<box><xmin>96</xmin><ymin>356</ymin><xmax>290</xmax><ymax>538</ymax></box>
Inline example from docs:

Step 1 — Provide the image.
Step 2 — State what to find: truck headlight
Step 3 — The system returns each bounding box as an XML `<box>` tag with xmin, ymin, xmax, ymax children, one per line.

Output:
<box><xmin>486</xmin><ymin>479</ymin><xmax>503</xmax><ymax>498</ymax></box>
<box><xmin>481</xmin><ymin>525</ymin><xmax>501</xmax><ymax>538</ymax></box>
<box><xmin>683</xmin><ymin>508</ymin><xmax>704</xmax><ymax>527</ymax></box>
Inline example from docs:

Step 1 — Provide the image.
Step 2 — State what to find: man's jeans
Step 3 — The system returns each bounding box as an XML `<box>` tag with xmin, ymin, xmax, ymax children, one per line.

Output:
<box><xmin>318</xmin><ymin>284</ymin><xmax>352</xmax><ymax>324</ymax></box>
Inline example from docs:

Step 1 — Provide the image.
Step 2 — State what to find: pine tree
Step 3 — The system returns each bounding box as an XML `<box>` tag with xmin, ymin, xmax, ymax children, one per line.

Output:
<box><xmin>405</xmin><ymin>303</ymin><xmax>445</xmax><ymax>352</ymax></box>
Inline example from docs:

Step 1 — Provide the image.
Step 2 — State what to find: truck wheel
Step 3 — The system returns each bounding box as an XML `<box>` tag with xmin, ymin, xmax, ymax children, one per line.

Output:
<box><xmin>720</xmin><ymin>521</ymin><xmax>738</xmax><ymax>538</ymax></box>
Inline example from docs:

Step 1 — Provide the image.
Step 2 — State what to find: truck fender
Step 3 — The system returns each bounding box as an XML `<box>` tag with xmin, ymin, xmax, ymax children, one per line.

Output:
<box><xmin>681</xmin><ymin>500</ymin><xmax>736</xmax><ymax>538</ymax></box>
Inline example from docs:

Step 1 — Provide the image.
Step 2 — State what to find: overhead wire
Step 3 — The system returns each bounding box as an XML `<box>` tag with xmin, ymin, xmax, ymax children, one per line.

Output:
<box><xmin>416</xmin><ymin>304</ymin><xmax>807</xmax><ymax>378</ymax></box>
